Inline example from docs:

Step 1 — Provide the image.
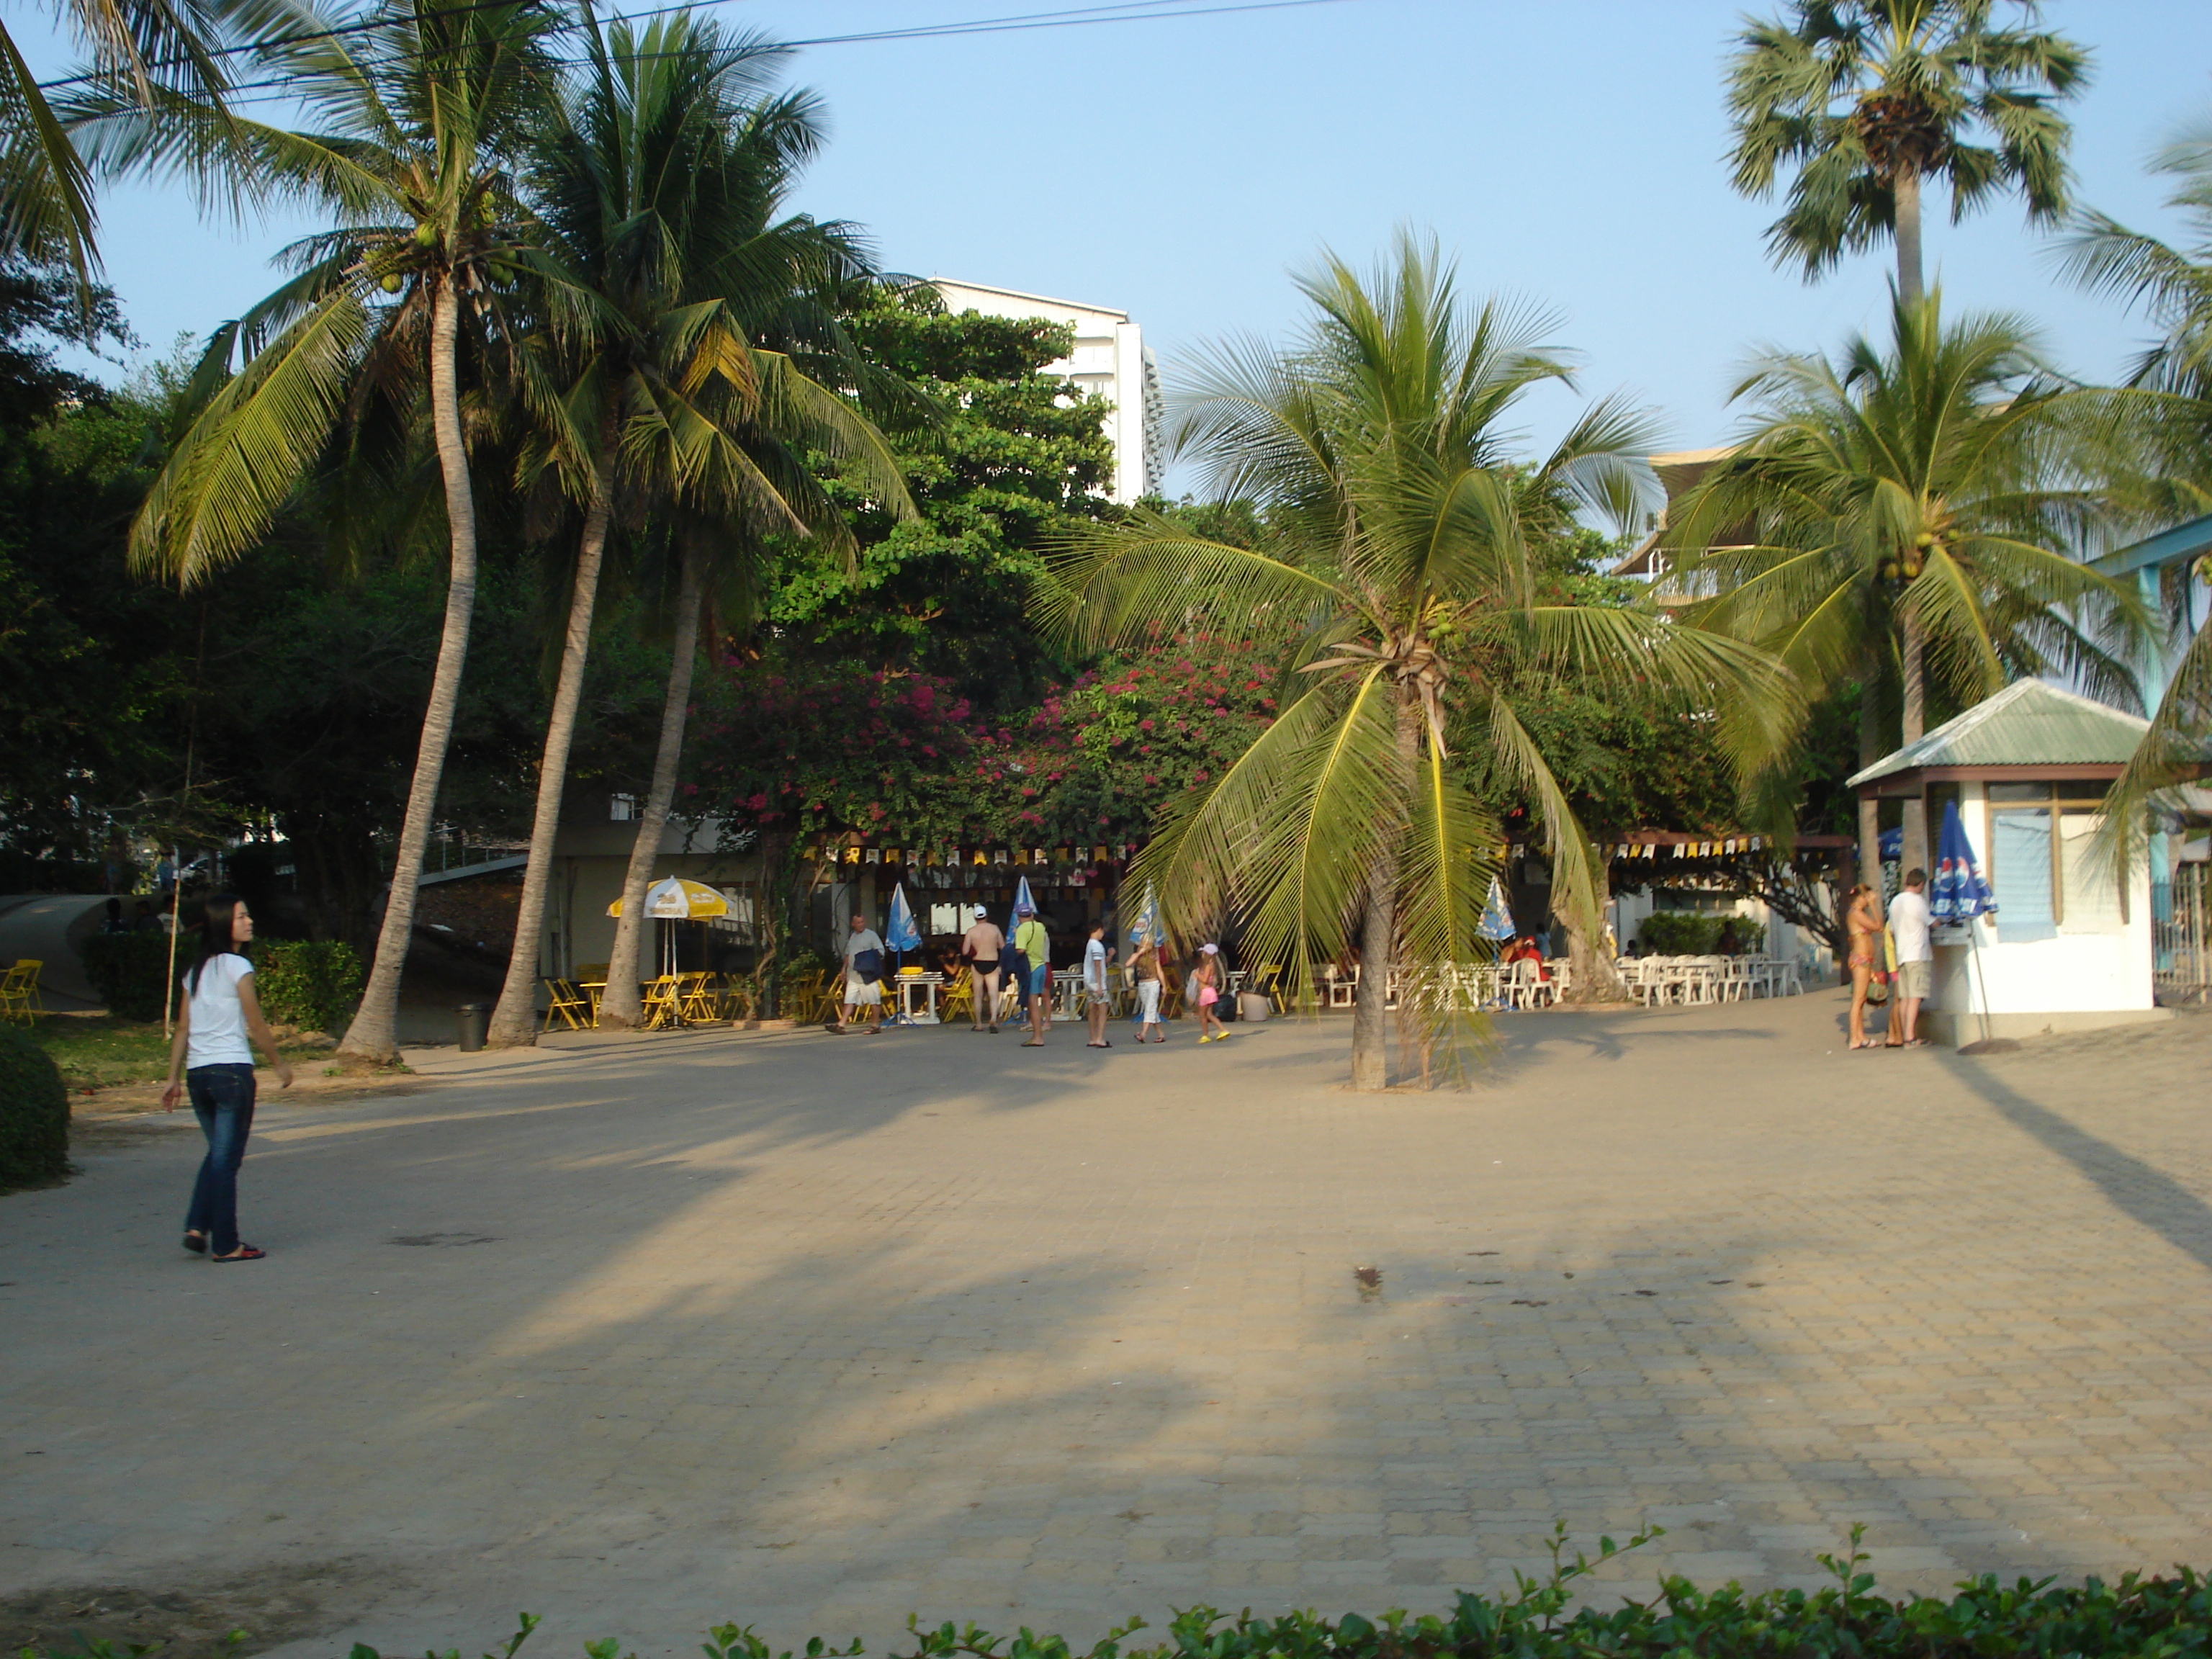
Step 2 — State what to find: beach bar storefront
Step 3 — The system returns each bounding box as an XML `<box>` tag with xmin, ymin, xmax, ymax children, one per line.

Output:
<box><xmin>1848</xmin><ymin>680</ymin><xmax>2200</xmax><ymax>1046</ymax></box>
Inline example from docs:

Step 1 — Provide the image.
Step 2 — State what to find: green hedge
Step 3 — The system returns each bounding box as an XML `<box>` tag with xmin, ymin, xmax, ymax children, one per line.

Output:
<box><xmin>255</xmin><ymin>940</ymin><xmax>364</xmax><ymax>1031</ymax></box>
<box><xmin>321</xmin><ymin>1532</ymin><xmax>2210</xmax><ymax>1659</ymax></box>
<box><xmin>1635</xmin><ymin>912</ymin><xmax>1762</xmax><ymax>957</ymax></box>
<box><xmin>76</xmin><ymin>931</ymin><xmax>177</xmax><ymax>1021</ymax></box>
<box><xmin>0</xmin><ymin>1022</ymin><xmax>69</xmax><ymax>1187</ymax></box>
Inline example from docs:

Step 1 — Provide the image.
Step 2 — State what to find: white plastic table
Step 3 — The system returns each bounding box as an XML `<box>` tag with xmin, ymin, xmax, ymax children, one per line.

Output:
<box><xmin>893</xmin><ymin>972</ymin><xmax>944</xmax><ymax>1024</ymax></box>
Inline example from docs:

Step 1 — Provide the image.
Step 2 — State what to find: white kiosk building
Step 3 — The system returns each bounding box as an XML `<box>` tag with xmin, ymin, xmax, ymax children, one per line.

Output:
<box><xmin>932</xmin><ymin>279</ymin><xmax>1161</xmax><ymax>505</ymax></box>
<box><xmin>1848</xmin><ymin>680</ymin><xmax>2205</xmax><ymax>1045</ymax></box>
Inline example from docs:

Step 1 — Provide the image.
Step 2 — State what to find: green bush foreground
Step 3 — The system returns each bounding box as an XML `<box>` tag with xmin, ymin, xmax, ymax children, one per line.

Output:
<box><xmin>35</xmin><ymin>1530</ymin><xmax>2203</xmax><ymax>1659</ymax></box>
<box><xmin>0</xmin><ymin>1022</ymin><xmax>70</xmax><ymax>1187</ymax></box>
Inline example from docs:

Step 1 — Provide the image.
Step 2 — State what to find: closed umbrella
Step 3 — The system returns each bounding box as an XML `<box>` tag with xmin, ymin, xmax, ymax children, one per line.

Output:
<box><xmin>1930</xmin><ymin>801</ymin><xmax>1998</xmax><ymax>1048</ymax></box>
<box><xmin>884</xmin><ymin>881</ymin><xmax>924</xmax><ymax>1025</ymax></box>
<box><xmin>1478</xmin><ymin>876</ymin><xmax>1516</xmax><ymax>943</ymax></box>
<box><xmin>1013</xmin><ymin>874</ymin><xmax>1038</xmax><ymax>917</ymax></box>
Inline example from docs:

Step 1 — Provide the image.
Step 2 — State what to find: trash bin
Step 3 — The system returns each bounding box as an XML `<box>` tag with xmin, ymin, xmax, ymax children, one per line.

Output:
<box><xmin>456</xmin><ymin>1003</ymin><xmax>489</xmax><ymax>1052</ymax></box>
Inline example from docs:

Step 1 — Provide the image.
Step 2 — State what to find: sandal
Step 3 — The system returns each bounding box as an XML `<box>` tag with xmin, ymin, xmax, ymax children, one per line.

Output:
<box><xmin>211</xmin><ymin>1245</ymin><xmax>266</xmax><ymax>1263</ymax></box>
<box><xmin>182</xmin><ymin>1230</ymin><xmax>208</xmax><ymax>1255</ymax></box>
<box><xmin>1021</xmin><ymin>1040</ymin><xmax>1045</xmax><ymax>1048</ymax></box>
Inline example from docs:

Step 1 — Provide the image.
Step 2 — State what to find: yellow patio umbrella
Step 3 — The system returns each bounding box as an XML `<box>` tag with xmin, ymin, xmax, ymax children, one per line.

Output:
<box><xmin>608</xmin><ymin>878</ymin><xmax>732</xmax><ymax>976</ymax></box>
<box><xmin>606</xmin><ymin>877</ymin><xmax>730</xmax><ymax>919</ymax></box>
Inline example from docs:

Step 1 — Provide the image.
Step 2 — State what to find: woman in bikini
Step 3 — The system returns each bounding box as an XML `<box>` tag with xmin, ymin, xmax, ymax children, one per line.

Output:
<box><xmin>1845</xmin><ymin>883</ymin><xmax>1884</xmax><ymax>1051</ymax></box>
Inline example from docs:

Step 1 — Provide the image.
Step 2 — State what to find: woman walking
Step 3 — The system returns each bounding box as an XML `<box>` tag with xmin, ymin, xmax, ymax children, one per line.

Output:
<box><xmin>1130</xmin><ymin>935</ymin><xmax>1166</xmax><ymax>1043</ymax></box>
<box><xmin>1191</xmin><ymin>943</ymin><xmax>1228</xmax><ymax>1043</ymax></box>
<box><xmin>161</xmin><ymin>894</ymin><xmax>292</xmax><ymax>1262</ymax></box>
<box><xmin>1845</xmin><ymin>884</ymin><xmax>1885</xmax><ymax>1051</ymax></box>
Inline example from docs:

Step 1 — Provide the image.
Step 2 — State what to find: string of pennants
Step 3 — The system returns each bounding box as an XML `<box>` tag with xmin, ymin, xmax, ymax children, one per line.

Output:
<box><xmin>806</xmin><ymin>842</ymin><xmax>1133</xmax><ymax>867</ymax></box>
<box><xmin>1609</xmin><ymin>835</ymin><xmax>1768</xmax><ymax>861</ymax></box>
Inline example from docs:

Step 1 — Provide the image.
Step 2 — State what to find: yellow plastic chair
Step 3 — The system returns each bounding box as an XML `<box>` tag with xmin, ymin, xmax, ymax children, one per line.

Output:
<box><xmin>678</xmin><ymin>972</ymin><xmax>720</xmax><ymax>1024</ymax></box>
<box><xmin>1256</xmin><ymin>963</ymin><xmax>1290</xmax><ymax>1015</ymax></box>
<box><xmin>1</xmin><ymin>960</ymin><xmax>45</xmax><ymax>1024</ymax></box>
<box><xmin>940</xmin><ymin>967</ymin><xmax>974</xmax><ymax>1025</ymax></box>
<box><xmin>541</xmin><ymin>979</ymin><xmax>590</xmax><ymax>1031</ymax></box>
<box><xmin>639</xmin><ymin>974</ymin><xmax>683</xmax><ymax>1029</ymax></box>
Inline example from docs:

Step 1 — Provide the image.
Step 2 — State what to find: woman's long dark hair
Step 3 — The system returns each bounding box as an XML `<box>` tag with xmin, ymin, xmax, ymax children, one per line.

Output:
<box><xmin>186</xmin><ymin>891</ymin><xmax>246</xmax><ymax>994</ymax></box>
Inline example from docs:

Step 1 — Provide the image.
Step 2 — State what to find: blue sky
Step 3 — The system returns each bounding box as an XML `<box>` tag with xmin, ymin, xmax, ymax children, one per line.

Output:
<box><xmin>31</xmin><ymin>0</ymin><xmax>2212</xmax><ymax>491</ymax></box>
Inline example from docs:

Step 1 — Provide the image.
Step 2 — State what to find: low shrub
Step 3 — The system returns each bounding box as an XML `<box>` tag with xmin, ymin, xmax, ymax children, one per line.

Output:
<box><xmin>305</xmin><ymin>1531</ymin><xmax>2212</xmax><ymax>1659</ymax></box>
<box><xmin>255</xmin><ymin>940</ymin><xmax>365</xmax><ymax>1032</ymax></box>
<box><xmin>1635</xmin><ymin>912</ymin><xmax>1763</xmax><ymax>957</ymax></box>
<box><xmin>76</xmin><ymin>931</ymin><xmax>178</xmax><ymax>1021</ymax></box>
<box><xmin>0</xmin><ymin>1022</ymin><xmax>70</xmax><ymax>1187</ymax></box>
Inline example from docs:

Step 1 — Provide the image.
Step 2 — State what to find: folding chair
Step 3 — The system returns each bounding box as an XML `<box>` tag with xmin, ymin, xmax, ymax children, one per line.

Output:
<box><xmin>940</xmin><ymin>967</ymin><xmax>975</xmax><ymax>1025</ymax></box>
<box><xmin>0</xmin><ymin>960</ymin><xmax>45</xmax><ymax>1024</ymax></box>
<box><xmin>541</xmin><ymin>978</ymin><xmax>590</xmax><ymax>1031</ymax></box>
<box><xmin>678</xmin><ymin>972</ymin><xmax>720</xmax><ymax>1024</ymax></box>
<box><xmin>640</xmin><ymin>974</ymin><xmax>683</xmax><ymax>1029</ymax></box>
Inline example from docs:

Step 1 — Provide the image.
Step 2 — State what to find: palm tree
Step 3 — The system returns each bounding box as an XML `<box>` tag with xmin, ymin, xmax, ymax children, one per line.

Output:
<box><xmin>1044</xmin><ymin>235</ymin><xmax>1796</xmax><ymax>1089</ymax></box>
<box><xmin>1663</xmin><ymin>289</ymin><xmax>2145</xmax><ymax>878</ymax></box>
<box><xmin>120</xmin><ymin>0</ymin><xmax>557</xmax><ymax>1065</ymax></box>
<box><xmin>482</xmin><ymin>8</ymin><xmax>913</xmax><ymax>1045</ymax></box>
<box><xmin>2060</xmin><ymin>114</ymin><xmax>2212</xmax><ymax>863</ymax></box>
<box><xmin>1725</xmin><ymin>0</ymin><xmax>2088</xmax><ymax>307</ymax></box>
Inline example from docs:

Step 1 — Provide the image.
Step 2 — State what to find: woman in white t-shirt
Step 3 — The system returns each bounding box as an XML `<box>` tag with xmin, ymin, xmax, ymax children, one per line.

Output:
<box><xmin>160</xmin><ymin>894</ymin><xmax>293</xmax><ymax>1262</ymax></box>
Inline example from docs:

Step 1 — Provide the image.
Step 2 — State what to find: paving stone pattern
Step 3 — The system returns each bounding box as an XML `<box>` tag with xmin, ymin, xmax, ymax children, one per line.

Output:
<box><xmin>4</xmin><ymin>995</ymin><xmax>2209</xmax><ymax>1658</ymax></box>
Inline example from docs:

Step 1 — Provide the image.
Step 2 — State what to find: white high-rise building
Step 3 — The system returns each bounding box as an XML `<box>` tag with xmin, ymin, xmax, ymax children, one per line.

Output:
<box><xmin>932</xmin><ymin>279</ymin><xmax>1161</xmax><ymax>505</ymax></box>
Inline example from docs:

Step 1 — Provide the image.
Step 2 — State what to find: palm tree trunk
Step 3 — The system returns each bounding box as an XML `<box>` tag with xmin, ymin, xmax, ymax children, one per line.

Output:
<box><xmin>485</xmin><ymin>477</ymin><xmax>616</xmax><ymax>1048</ymax></box>
<box><xmin>1350</xmin><ymin>697</ymin><xmax>1422</xmax><ymax>1089</ymax></box>
<box><xmin>1894</xmin><ymin>167</ymin><xmax>1925</xmax><ymax>307</ymax></box>
<box><xmin>1350</xmin><ymin>852</ymin><xmax>1393</xmax><ymax>1090</ymax></box>
<box><xmin>1562</xmin><ymin>844</ymin><xmax>1629</xmax><ymax>1002</ymax></box>
<box><xmin>1899</xmin><ymin>603</ymin><xmax>1930</xmax><ymax>878</ymax></box>
<box><xmin>1857</xmin><ymin>681</ymin><xmax>1883</xmax><ymax>899</ymax></box>
<box><xmin>338</xmin><ymin>278</ymin><xmax>480</xmax><ymax>1067</ymax></box>
<box><xmin>599</xmin><ymin>541</ymin><xmax>706</xmax><ymax>1030</ymax></box>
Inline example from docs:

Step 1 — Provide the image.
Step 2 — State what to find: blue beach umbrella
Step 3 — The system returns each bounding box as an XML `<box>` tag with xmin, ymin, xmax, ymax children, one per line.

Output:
<box><xmin>1930</xmin><ymin>800</ymin><xmax>1997</xmax><ymax>1048</ymax></box>
<box><xmin>1013</xmin><ymin>874</ymin><xmax>1038</xmax><ymax>916</ymax></box>
<box><xmin>1478</xmin><ymin>876</ymin><xmax>1516</xmax><ymax>943</ymax></box>
<box><xmin>1930</xmin><ymin>801</ymin><xmax>1995</xmax><ymax>921</ymax></box>
<box><xmin>886</xmin><ymin>881</ymin><xmax>922</xmax><ymax>956</ymax></box>
<box><xmin>884</xmin><ymin>881</ymin><xmax>922</xmax><ymax>1025</ymax></box>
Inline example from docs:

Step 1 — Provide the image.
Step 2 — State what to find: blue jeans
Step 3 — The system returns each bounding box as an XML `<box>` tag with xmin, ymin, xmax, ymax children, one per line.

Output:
<box><xmin>185</xmin><ymin>1064</ymin><xmax>256</xmax><ymax>1256</ymax></box>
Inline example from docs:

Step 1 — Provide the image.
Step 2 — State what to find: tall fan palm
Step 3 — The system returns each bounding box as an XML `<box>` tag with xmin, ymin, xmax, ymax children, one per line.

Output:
<box><xmin>2060</xmin><ymin>114</ymin><xmax>2212</xmax><ymax>862</ymax></box>
<box><xmin>1725</xmin><ymin>0</ymin><xmax>2087</xmax><ymax>306</ymax></box>
<box><xmin>1045</xmin><ymin>235</ymin><xmax>1795</xmax><ymax>1089</ymax></box>
<box><xmin>1663</xmin><ymin>289</ymin><xmax>2144</xmax><ymax>876</ymax></box>
<box><xmin>117</xmin><ymin>0</ymin><xmax>557</xmax><ymax>1065</ymax></box>
<box><xmin>482</xmin><ymin>9</ymin><xmax>913</xmax><ymax>1046</ymax></box>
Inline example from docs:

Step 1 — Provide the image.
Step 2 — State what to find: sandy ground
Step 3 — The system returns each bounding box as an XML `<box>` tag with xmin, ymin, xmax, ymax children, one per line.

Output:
<box><xmin>3</xmin><ymin>994</ymin><xmax>2208</xmax><ymax>1659</ymax></box>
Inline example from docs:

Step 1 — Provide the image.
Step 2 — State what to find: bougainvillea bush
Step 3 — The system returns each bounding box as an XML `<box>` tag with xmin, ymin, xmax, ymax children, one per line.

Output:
<box><xmin>687</xmin><ymin>635</ymin><xmax>1280</xmax><ymax>850</ymax></box>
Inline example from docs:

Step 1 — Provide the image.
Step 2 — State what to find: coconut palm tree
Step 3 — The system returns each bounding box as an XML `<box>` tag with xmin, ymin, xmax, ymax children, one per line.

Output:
<box><xmin>482</xmin><ymin>8</ymin><xmax>914</xmax><ymax>1046</ymax></box>
<box><xmin>118</xmin><ymin>0</ymin><xmax>557</xmax><ymax>1065</ymax></box>
<box><xmin>1663</xmin><ymin>289</ymin><xmax>2146</xmax><ymax>876</ymax></box>
<box><xmin>1044</xmin><ymin>235</ymin><xmax>1797</xmax><ymax>1089</ymax></box>
<box><xmin>2060</xmin><ymin>114</ymin><xmax>2212</xmax><ymax>863</ymax></box>
<box><xmin>1725</xmin><ymin>0</ymin><xmax>2088</xmax><ymax>307</ymax></box>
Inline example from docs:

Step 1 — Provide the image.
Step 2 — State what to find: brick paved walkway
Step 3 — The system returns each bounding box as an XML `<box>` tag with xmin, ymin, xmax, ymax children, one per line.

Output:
<box><xmin>4</xmin><ymin>994</ymin><xmax>2208</xmax><ymax>1657</ymax></box>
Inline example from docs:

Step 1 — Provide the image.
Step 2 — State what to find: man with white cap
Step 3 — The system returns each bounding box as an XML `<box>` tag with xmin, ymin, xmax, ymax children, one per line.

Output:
<box><xmin>959</xmin><ymin>906</ymin><xmax>1005</xmax><ymax>1032</ymax></box>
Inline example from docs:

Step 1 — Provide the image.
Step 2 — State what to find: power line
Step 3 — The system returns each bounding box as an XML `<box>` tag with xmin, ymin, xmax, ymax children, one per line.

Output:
<box><xmin>35</xmin><ymin>0</ymin><xmax>1360</xmax><ymax>95</ymax></box>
